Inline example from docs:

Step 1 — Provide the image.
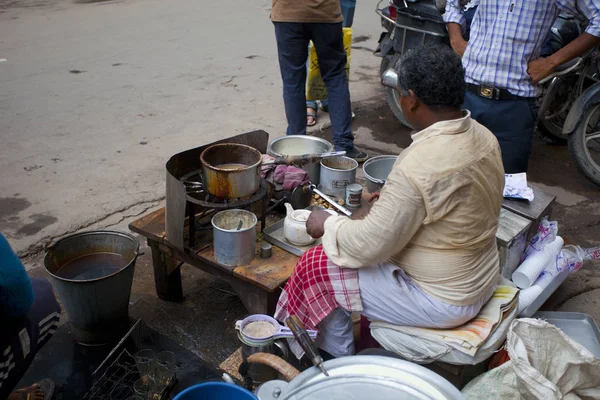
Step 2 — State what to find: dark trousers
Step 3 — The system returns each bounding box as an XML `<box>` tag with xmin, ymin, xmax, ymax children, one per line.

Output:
<box><xmin>274</xmin><ymin>22</ymin><xmax>354</xmax><ymax>151</ymax></box>
<box><xmin>0</xmin><ymin>278</ymin><xmax>61</xmax><ymax>399</ymax></box>
<box><xmin>464</xmin><ymin>92</ymin><xmax>537</xmax><ymax>173</ymax></box>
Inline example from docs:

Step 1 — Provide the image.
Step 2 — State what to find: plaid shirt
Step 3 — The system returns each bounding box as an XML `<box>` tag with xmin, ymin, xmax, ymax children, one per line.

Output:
<box><xmin>444</xmin><ymin>0</ymin><xmax>600</xmax><ymax>97</ymax></box>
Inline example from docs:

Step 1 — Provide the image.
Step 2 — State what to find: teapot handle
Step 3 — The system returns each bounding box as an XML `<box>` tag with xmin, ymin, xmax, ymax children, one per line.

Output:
<box><xmin>246</xmin><ymin>352</ymin><xmax>300</xmax><ymax>382</ymax></box>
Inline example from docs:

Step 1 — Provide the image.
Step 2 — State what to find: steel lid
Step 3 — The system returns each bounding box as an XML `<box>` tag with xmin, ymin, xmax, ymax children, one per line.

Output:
<box><xmin>256</xmin><ymin>355</ymin><xmax>463</xmax><ymax>400</ymax></box>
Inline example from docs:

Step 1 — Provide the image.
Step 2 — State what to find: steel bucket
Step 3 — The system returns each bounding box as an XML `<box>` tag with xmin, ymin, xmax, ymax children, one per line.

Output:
<box><xmin>362</xmin><ymin>155</ymin><xmax>399</xmax><ymax>193</ymax></box>
<box><xmin>44</xmin><ymin>230</ymin><xmax>139</xmax><ymax>345</ymax></box>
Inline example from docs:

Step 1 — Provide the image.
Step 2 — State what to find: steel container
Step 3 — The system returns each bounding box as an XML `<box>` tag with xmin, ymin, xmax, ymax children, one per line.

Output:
<box><xmin>212</xmin><ymin>209</ymin><xmax>257</xmax><ymax>266</ymax></box>
<box><xmin>44</xmin><ymin>230</ymin><xmax>139</xmax><ymax>345</ymax></box>
<box><xmin>319</xmin><ymin>156</ymin><xmax>358</xmax><ymax>198</ymax></box>
<box><xmin>362</xmin><ymin>155</ymin><xmax>398</xmax><ymax>193</ymax></box>
<box><xmin>201</xmin><ymin>143</ymin><xmax>262</xmax><ymax>199</ymax></box>
<box><xmin>256</xmin><ymin>355</ymin><xmax>464</xmax><ymax>400</ymax></box>
<box><xmin>267</xmin><ymin>136</ymin><xmax>334</xmax><ymax>185</ymax></box>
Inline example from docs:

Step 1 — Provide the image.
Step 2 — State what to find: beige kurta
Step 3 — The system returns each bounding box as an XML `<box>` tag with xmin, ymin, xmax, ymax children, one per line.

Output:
<box><xmin>321</xmin><ymin>112</ymin><xmax>505</xmax><ymax>306</ymax></box>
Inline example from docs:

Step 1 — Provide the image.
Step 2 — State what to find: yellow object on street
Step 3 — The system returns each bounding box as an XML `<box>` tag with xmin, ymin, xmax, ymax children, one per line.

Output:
<box><xmin>306</xmin><ymin>28</ymin><xmax>352</xmax><ymax>101</ymax></box>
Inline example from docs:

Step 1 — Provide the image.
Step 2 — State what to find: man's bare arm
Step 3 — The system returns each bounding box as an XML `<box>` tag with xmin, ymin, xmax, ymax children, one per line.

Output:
<box><xmin>529</xmin><ymin>33</ymin><xmax>600</xmax><ymax>84</ymax></box>
<box><xmin>447</xmin><ymin>22</ymin><xmax>468</xmax><ymax>58</ymax></box>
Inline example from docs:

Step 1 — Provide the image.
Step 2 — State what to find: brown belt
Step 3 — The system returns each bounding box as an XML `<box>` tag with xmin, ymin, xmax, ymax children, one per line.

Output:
<box><xmin>467</xmin><ymin>83</ymin><xmax>522</xmax><ymax>101</ymax></box>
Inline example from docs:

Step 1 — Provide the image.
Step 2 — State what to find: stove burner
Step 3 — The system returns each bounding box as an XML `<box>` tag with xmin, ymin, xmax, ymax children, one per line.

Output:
<box><xmin>180</xmin><ymin>170</ymin><xmax>268</xmax><ymax>248</ymax></box>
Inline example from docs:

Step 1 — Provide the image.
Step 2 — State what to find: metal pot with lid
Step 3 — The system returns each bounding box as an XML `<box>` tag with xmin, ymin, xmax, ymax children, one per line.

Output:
<box><xmin>251</xmin><ymin>355</ymin><xmax>464</xmax><ymax>400</ymax></box>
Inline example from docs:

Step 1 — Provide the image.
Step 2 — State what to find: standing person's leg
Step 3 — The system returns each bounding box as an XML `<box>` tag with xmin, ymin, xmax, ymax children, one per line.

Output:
<box><xmin>306</xmin><ymin>0</ymin><xmax>356</xmax><ymax>123</ymax></box>
<box><xmin>317</xmin><ymin>0</ymin><xmax>357</xmax><ymax>114</ymax></box>
<box><xmin>463</xmin><ymin>92</ymin><xmax>536</xmax><ymax>173</ymax></box>
<box><xmin>310</xmin><ymin>23</ymin><xmax>355</xmax><ymax>152</ymax></box>
<box><xmin>340</xmin><ymin>0</ymin><xmax>356</xmax><ymax>27</ymax></box>
<box><xmin>274</xmin><ymin>22</ymin><xmax>311</xmax><ymax>136</ymax></box>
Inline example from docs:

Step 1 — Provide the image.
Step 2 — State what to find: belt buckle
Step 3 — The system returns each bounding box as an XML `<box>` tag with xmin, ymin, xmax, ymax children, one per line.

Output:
<box><xmin>479</xmin><ymin>85</ymin><xmax>496</xmax><ymax>99</ymax></box>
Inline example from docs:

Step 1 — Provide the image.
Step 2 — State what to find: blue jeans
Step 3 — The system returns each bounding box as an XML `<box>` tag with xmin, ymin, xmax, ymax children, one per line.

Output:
<box><xmin>274</xmin><ymin>22</ymin><xmax>354</xmax><ymax>151</ymax></box>
<box><xmin>464</xmin><ymin>92</ymin><xmax>537</xmax><ymax>173</ymax></box>
<box><xmin>307</xmin><ymin>0</ymin><xmax>356</xmax><ymax>111</ymax></box>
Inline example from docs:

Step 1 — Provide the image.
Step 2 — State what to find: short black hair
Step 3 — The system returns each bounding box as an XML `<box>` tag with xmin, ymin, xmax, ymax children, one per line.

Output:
<box><xmin>395</xmin><ymin>44</ymin><xmax>466</xmax><ymax>111</ymax></box>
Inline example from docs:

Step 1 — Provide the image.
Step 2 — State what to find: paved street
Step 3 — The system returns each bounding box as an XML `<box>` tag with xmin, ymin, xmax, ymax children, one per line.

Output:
<box><xmin>3</xmin><ymin>0</ymin><xmax>600</xmax><ymax>379</ymax></box>
<box><xmin>0</xmin><ymin>0</ymin><xmax>383</xmax><ymax>255</ymax></box>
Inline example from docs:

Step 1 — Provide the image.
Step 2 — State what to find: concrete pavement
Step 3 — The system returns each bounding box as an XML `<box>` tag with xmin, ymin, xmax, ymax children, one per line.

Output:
<box><xmin>0</xmin><ymin>0</ymin><xmax>384</xmax><ymax>256</ymax></box>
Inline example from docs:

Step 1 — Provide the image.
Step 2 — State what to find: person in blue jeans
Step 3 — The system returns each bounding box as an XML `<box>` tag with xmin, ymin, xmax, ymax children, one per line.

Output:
<box><xmin>271</xmin><ymin>0</ymin><xmax>367</xmax><ymax>161</ymax></box>
<box><xmin>306</xmin><ymin>0</ymin><xmax>356</xmax><ymax>128</ymax></box>
<box><xmin>1</xmin><ymin>233</ymin><xmax>60</xmax><ymax>400</ymax></box>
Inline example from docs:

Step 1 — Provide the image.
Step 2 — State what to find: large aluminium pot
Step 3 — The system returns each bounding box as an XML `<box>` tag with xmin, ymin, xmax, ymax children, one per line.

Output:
<box><xmin>44</xmin><ymin>230</ymin><xmax>139</xmax><ymax>345</ymax></box>
<box><xmin>200</xmin><ymin>143</ymin><xmax>262</xmax><ymax>199</ymax></box>
<box><xmin>267</xmin><ymin>136</ymin><xmax>334</xmax><ymax>185</ymax></box>
<box><xmin>252</xmin><ymin>355</ymin><xmax>463</xmax><ymax>400</ymax></box>
<box><xmin>362</xmin><ymin>155</ymin><xmax>398</xmax><ymax>193</ymax></box>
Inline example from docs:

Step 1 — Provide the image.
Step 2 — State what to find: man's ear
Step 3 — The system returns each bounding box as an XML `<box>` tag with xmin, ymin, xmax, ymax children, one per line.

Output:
<box><xmin>407</xmin><ymin>89</ymin><xmax>420</xmax><ymax>112</ymax></box>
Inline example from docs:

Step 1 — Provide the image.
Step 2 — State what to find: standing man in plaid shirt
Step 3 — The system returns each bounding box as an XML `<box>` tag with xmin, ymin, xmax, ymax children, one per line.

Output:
<box><xmin>444</xmin><ymin>0</ymin><xmax>600</xmax><ymax>173</ymax></box>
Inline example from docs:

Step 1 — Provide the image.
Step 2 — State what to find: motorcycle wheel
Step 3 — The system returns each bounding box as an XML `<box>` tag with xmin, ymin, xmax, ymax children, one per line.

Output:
<box><xmin>380</xmin><ymin>54</ymin><xmax>412</xmax><ymax>129</ymax></box>
<box><xmin>568</xmin><ymin>102</ymin><xmax>600</xmax><ymax>186</ymax></box>
<box><xmin>537</xmin><ymin>115</ymin><xmax>569</xmax><ymax>145</ymax></box>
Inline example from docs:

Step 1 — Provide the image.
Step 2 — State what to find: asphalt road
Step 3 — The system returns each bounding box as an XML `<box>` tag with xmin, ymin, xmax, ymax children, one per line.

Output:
<box><xmin>0</xmin><ymin>0</ymin><xmax>384</xmax><ymax>255</ymax></box>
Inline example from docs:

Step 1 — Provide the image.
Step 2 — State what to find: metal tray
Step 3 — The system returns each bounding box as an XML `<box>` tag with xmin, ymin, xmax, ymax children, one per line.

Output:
<box><xmin>534</xmin><ymin>311</ymin><xmax>600</xmax><ymax>357</ymax></box>
<box><xmin>263</xmin><ymin>218</ymin><xmax>320</xmax><ymax>257</ymax></box>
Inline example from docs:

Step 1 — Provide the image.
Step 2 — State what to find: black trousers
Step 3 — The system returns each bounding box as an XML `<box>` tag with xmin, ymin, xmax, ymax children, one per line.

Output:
<box><xmin>464</xmin><ymin>91</ymin><xmax>537</xmax><ymax>174</ymax></box>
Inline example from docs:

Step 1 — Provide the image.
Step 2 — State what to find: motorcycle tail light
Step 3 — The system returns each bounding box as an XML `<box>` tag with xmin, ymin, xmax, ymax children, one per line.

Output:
<box><xmin>387</xmin><ymin>6</ymin><xmax>397</xmax><ymax>19</ymax></box>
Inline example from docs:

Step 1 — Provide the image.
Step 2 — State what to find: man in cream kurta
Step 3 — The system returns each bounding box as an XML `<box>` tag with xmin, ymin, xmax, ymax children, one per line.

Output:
<box><xmin>282</xmin><ymin>44</ymin><xmax>505</xmax><ymax>358</ymax></box>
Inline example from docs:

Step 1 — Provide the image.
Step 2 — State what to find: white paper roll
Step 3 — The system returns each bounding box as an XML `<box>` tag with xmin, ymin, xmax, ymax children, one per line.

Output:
<box><xmin>512</xmin><ymin>236</ymin><xmax>564</xmax><ymax>289</ymax></box>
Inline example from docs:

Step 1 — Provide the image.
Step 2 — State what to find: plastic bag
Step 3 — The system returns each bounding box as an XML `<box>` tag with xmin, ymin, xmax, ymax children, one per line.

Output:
<box><xmin>306</xmin><ymin>28</ymin><xmax>352</xmax><ymax>101</ymax></box>
<box><xmin>521</xmin><ymin>218</ymin><xmax>558</xmax><ymax>262</ymax></box>
<box><xmin>554</xmin><ymin>244</ymin><xmax>600</xmax><ymax>273</ymax></box>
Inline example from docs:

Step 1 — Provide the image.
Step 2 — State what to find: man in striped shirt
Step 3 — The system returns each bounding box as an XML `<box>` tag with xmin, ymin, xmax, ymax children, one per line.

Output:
<box><xmin>444</xmin><ymin>0</ymin><xmax>600</xmax><ymax>173</ymax></box>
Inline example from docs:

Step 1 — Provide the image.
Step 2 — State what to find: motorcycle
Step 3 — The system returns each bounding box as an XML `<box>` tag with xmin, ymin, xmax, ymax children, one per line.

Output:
<box><xmin>563</xmin><ymin>48</ymin><xmax>600</xmax><ymax>186</ymax></box>
<box><xmin>536</xmin><ymin>14</ymin><xmax>591</xmax><ymax>144</ymax></box>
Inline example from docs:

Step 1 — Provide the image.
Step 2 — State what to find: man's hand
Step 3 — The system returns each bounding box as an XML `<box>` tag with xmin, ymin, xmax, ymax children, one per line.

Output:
<box><xmin>306</xmin><ymin>210</ymin><xmax>332</xmax><ymax>239</ymax></box>
<box><xmin>527</xmin><ymin>57</ymin><xmax>556</xmax><ymax>85</ymax></box>
<box><xmin>368</xmin><ymin>191</ymin><xmax>381</xmax><ymax>203</ymax></box>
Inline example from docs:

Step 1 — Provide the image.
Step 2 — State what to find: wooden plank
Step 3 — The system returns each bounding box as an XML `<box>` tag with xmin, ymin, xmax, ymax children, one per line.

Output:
<box><xmin>129</xmin><ymin>207</ymin><xmax>167</xmax><ymax>243</ymax></box>
<box><xmin>225</xmin><ymin>244</ymin><xmax>297</xmax><ymax>292</ymax></box>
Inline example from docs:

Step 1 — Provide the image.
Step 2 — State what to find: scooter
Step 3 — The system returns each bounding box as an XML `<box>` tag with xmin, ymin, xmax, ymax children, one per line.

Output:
<box><xmin>374</xmin><ymin>0</ymin><xmax>448</xmax><ymax>128</ymax></box>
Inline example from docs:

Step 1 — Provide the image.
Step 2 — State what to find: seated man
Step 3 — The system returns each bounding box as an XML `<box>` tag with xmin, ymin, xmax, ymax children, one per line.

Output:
<box><xmin>275</xmin><ymin>44</ymin><xmax>505</xmax><ymax>359</ymax></box>
<box><xmin>1</xmin><ymin>233</ymin><xmax>60</xmax><ymax>400</ymax></box>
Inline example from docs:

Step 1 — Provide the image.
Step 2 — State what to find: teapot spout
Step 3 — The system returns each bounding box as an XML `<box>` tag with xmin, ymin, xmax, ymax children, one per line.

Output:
<box><xmin>284</xmin><ymin>202</ymin><xmax>294</xmax><ymax>217</ymax></box>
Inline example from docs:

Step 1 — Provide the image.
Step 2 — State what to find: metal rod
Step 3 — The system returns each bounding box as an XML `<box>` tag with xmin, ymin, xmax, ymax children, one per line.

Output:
<box><xmin>188</xmin><ymin>203</ymin><xmax>196</xmax><ymax>248</ymax></box>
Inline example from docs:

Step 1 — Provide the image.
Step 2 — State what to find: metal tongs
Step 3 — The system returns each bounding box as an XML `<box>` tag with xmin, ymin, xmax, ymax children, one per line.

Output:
<box><xmin>262</xmin><ymin>151</ymin><xmax>346</xmax><ymax>166</ymax></box>
<box><xmin>307</xmin><ymin>183</ymin><xmax>353</xmax><ymax>217</ymax></box>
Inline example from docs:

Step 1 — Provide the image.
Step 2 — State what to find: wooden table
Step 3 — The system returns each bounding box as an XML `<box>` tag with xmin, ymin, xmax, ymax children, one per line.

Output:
<box><xmin>129</xmin><ymin>208</ymin><xmax>298</xmax><ymax>315</ymax></box>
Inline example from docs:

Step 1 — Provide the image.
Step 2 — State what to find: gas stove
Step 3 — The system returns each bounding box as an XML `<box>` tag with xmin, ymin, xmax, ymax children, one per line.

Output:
<box><xmin>165</xmin><ymin>130</ymin><xmax>270</xmax><ymax>251</ymax></box>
